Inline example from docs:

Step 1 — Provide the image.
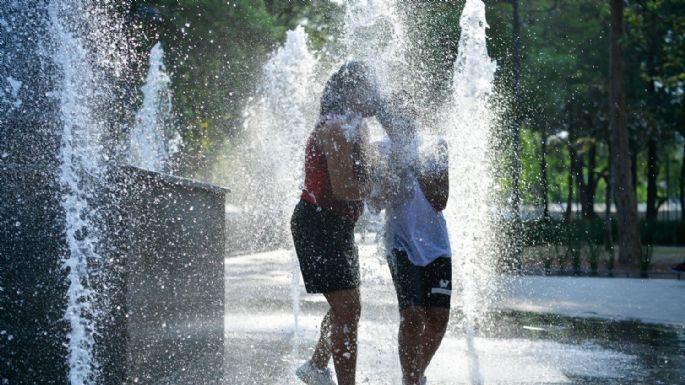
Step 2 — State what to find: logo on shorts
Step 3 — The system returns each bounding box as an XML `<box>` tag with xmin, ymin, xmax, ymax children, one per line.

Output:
<box><xmin>432</xmin><ymin>279</ymin><xmax>452</xmax><ymax>296</ymax></box>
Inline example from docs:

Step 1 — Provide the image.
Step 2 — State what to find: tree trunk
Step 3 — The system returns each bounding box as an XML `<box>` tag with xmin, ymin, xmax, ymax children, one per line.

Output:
<box><xmin>540</xmin><ymin>127</ymin><xmax>550</xmax><ymax>220</ymax></box>
<box><xmin>566</xmin><ymin>147</ymin><xmax>574</xmax><ymax>222</ymax></box>
<box><xmin>665</xmin><ymin>150</ymin><xmax>671</xmax><ymax>221</ymax></box>
<box><xmin>586</xmin><ymin>144</ymin><xmax>598</xmax><ymax>216</ymax></box>
<box><xmin>605</xmin><ymin>140</ymin><xmax>615</xmax><ymax>274</ymax></box>
<box><xmin>631</xmin><ymin>146</ymin><xmax>638</xmax><ymax>194</ymax></box>
<box><xmin>605</xmin><ymin>170</ymin><xmax>613</xmax><ymax>250</ymax></box>
<box><xmin>680</xmin><ymin>141</ymin><xmax>685</xmax><ymax>220</ymax></box>
<box><xmin>570</xmin><ymin>143</ymin><xmax>597</xmax><ymax>219</ymax></box>
<box><xmin>609</xmin><ymin>0</ymin><xmax>641</xmax><ymax>265</ymax></box>
<box><xmin>646</xmin><ymin>138</ymin><xmax>658</xmax><ymax>222</ymax></box>
<box><xmin>570</xmin><ymin>145</ymin><xmax>586</xmax><ymax>216</ymax></box>
<box><xmin>645</xmin><ymin>34</ymin><xmax>659</xmax><ymax>223</ymax></box>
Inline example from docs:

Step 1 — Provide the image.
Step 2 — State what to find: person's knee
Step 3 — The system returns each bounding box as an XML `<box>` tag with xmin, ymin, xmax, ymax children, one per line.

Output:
<box><xmin>328</xmin><ymin>290</ymin><xmax>361</xmax><ymax>323</ymax></box>
<box><xmin>400</xmin><ymin>307</ymin><xmax>426</xmax><ymax>330</ymax></box>
<box><xmin>338</xmin><ymin>297</ymin><xmax>361</xmax><ymax>323</ymax></box>
<box><xmin>425</xmin><ymin>308</ymin><xmax>449</xmax><ymax>335</ymax></box>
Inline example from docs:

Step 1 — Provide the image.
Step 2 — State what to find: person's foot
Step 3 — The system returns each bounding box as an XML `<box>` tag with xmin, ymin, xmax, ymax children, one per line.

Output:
<box><xmin>295</xmin><ymin>361</ymin><xmax>336</xmax><ymax>385</ymax></box>
<box><xmin>672</xmin><ymin>261</ymin><xmax>685</xmax><ymax>273</ymax></box>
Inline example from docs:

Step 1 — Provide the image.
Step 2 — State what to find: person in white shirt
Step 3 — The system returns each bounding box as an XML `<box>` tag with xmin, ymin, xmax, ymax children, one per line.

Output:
<box><xmin>370</xmin><ymin>93</ymin><xmax>451</xmax><ymax>385</ymax></box>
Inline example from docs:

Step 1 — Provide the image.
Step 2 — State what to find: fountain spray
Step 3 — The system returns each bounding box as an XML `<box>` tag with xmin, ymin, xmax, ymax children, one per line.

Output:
<box><xmin>222</xmin><ymin>26</ymin><xmax>319</xmax><ymax>252</ymax></box>
<box><xmin>48</xmin><ymin>0</ymin><xmax>130</xmax><ymax>383</ymax></box>
<box><xmin>128</xmin><ymin>42</ymin><xmax>181</xmax><ymax>173</ymax></box>
<box><xmin>49</xmin><ymin>1</ymin><xmax>103</xmax><ymax>383</ymax></box>
<box><xmin>446</xmin><ymin>0</ymin><xmax>500</xmax><ymax>384</ymax></box>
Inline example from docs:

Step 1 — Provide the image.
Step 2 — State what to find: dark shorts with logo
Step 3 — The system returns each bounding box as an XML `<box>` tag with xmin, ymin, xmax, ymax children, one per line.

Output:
<box><xmin>291</xmin><ymin>199</ymin><xmax>360</xmax><ymax>294</ymax></box>
<box><xmin>387</xmin><ymin>249</ymin><xmax>452</xmax><ymax>309</ymax></box>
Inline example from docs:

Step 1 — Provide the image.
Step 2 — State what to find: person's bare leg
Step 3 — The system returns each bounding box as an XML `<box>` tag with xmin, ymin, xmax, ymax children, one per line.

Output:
<box><xmin>311</xmin><ymin>311</ymin><xmax>332</xmax><ymax>369</ymax></box>
<box><xmin>415</xmin><ymin>307</ymin><xmax>449</xmax><ymax>378</ymax></box>
<box><xmin>323</xmin><ymin>289</ymin><xmax>361</xmax><ymax>385</ymax></box>
<box><xmin>398</xmin><ymin>307</ymin><xmax>426</xmax><ymax>385</ymax></box>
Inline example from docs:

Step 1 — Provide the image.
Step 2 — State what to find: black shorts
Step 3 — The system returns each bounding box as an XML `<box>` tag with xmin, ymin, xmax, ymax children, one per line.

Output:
<box><xmin>387</xmin><ymin>249</ymin><xmax>452</xmax><ymax>309</ymax></box>
<box><xmin>291</xmin><ymin>199</ymin><xmax>360</xmax><ymax>294</ymax></box>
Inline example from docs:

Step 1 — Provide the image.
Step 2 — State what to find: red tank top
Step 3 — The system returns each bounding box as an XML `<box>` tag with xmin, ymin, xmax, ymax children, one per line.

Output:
<box><xmin>300</xmin><ymin>133</ymin><xmax>364</xmax><ymax>223</ymax></box>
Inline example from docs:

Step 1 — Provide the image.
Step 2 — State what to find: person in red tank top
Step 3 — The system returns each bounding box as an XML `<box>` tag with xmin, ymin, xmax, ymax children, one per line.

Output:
<box><xmin>300</xmin><ymin>128</ymin><xmax>366</xmax><ymax>223</ymax></box>
<box><xmin>291</xmin><ymin>61</ymin><xmax>378</xmax><ymax>385</ymax></box>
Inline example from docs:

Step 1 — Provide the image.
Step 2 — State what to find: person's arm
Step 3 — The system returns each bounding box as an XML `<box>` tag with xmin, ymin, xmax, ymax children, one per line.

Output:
<box><xmin>317</xmin><ymin>121</ymin><xmax>365</xmax><ymax>201</ymax></box>
<box><xmin>416</xmin><ymin>139</ymin><xmax>449</xmax><ymax>211</ymax></box>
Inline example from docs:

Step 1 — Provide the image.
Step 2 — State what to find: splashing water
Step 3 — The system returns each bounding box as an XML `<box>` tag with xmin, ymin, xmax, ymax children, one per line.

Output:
<box><xmin>219</xmin><ymin>27</ymin><xmax>318</xmax><ymax>351</ymax></box>
<box><xmin>445</xmin><ymin>1</ymin><xmax>499</xmax><ymax>384</ymax></box>
<box><xmin>47</xmin><ymin>0</ymin><xmax>130</xmax><ymax>383</ymax></box>
<box><xmin>1</xmin><ymin>76</ymin><xmax>23</xmax><ymax>110</ymax></box>
<box><xmin>128</xmin><ymin>42</ymin><xmax>180</xmax><ymax>173</ymax></box>
<box><xmin>222</xmin><ymin>26</ymin><xmax>319</xmax><ymax>251</ymax></box>
<box><xmin>220</xmin><ymin>6</ymin><xmax>412</xmax><ymax>367</ymax></box>
<box><xmin>49</xmin><ymin>1</ymin><xmax>103</xmax><ymax>383</ymax></box>
<box><xmin>342</xmin><ymin>0</ymin><xmax>409</xmax><ymax>97</ymax></box>
<box><xmin>220</xmin><ymin>3</ymin><xmax>501</xmax><ymax>384</ymax></box>
<box><xmin>221</xmin><ymin>2</ymin><xmax>412</xmax><ymax>248</ymax></box>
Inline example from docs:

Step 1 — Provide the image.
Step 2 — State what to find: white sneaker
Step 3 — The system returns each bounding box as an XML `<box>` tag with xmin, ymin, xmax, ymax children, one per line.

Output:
<box><xmin>295</xmin><ymin>361</ymin><xmax>336</xmax><ymax>385</ymax></box>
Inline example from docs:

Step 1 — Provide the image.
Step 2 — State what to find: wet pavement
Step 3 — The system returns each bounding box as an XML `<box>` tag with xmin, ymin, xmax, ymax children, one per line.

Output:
<box><xmin>223</xmin><ymin>247</ymin><xmax>685</xmax><ymax>385</ymax></box>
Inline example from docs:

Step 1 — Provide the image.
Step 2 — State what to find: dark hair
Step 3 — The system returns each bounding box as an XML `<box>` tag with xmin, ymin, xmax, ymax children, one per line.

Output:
<box><xmin>319</xmin><ymin>61</ymin><xmax>375</xmax><ymax>116</ymax></box>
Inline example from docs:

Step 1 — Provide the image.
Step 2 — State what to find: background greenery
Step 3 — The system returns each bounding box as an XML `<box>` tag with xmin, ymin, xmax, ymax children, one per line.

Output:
<box><xmin>127</xmin><ymin>1</ymin><xmax>685</xmax><ymax>256</ymax></box>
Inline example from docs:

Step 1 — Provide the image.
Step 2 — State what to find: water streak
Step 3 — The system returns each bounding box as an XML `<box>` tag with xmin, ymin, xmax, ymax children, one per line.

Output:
<box><xmin>445</xmin><ymin>1</ymin><xmax>499</xmax><ymax>384</ymax></box>
<box><xmin>221</xmin><ymin>26</ymin><xmax>319</xmax><ymax>250</ymax></box>
<box><xmin>48</xmin><ymin>0</ymin><xmax>130</xmax><ymax>382</ymax></box>
<box><xmin>342</xmin><ymin>0</ymin><xmax>409</xmax><ymax>97</ymax></box>
<box><xmin>128</xmin><ymin>42</ymin><xmax>180</xmax><ymax>173</ymax></box>
<box><xmin>217</xmin><ymin>29</ymin><xmax>318</xmax><ymax>361</ymax></box>
<box><xmin>220</xmin><ymin>4</ymin><xmax>501</xmax><ymax>385</ymax></box>
<box><xmin>1</xmin><ymin>76</ymin><xmax>23</xmax><ymax>110</ymax></box>
<box><xmin>49</xmin><ymin>1</ymin><xmax>103</xmax><ymax>383</ymax></box>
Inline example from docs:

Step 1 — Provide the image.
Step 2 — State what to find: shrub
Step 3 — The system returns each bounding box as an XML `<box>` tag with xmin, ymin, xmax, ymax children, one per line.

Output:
<box><xmin>520</xmin><ymin>218</ymin><xmax>684</xmax><ymax>247</ymax></box>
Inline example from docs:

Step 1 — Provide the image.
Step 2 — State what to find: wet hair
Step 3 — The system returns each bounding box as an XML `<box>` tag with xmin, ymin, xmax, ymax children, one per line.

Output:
<box><xmin>319</xmin><ymin>61</ymin><xmax>376</xmax><ymax>116</ymax></box>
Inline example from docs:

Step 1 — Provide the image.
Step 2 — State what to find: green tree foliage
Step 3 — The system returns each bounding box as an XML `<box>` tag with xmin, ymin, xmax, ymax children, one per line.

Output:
<box><xmin>485</xmin><ymin>1</ymin><xmax>683</xmax><ymax>224</ymax></box>
<box><xmin>130</xmin><ymin>0</ymin><xmax>281</xmax><ymax>174</ymax></box>
<box><xmin>127</xmin><ymin>1</ymin><xmax>685</xmax><ymax>235</ymax></box>
<box><xmin>623</xmin><ymin>1</ymin><xmax>685</xmax><ymax>223</ymax></box>
<box><xmin>130</xmin><ymin>0</ymin><xmax>340</xmax><ymax>175</ymax></box>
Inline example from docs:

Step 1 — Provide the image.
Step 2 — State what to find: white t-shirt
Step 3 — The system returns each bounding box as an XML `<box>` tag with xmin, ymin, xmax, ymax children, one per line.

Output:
<box><xmin>384</xmin><ymin>171</ymin><xmax>451</xmax><ymax>267</ymax></box>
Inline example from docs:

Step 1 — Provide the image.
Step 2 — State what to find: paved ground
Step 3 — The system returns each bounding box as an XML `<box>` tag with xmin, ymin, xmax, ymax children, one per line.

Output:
<box><xmin>223</xmin><ymin>246</ymin><xmax>685</xmax><ymax>384</ymax></box>
<box><xmin>496</xmin><ymin>276</ymin><xmax>685</xmax><ymax>327</ymax></box>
